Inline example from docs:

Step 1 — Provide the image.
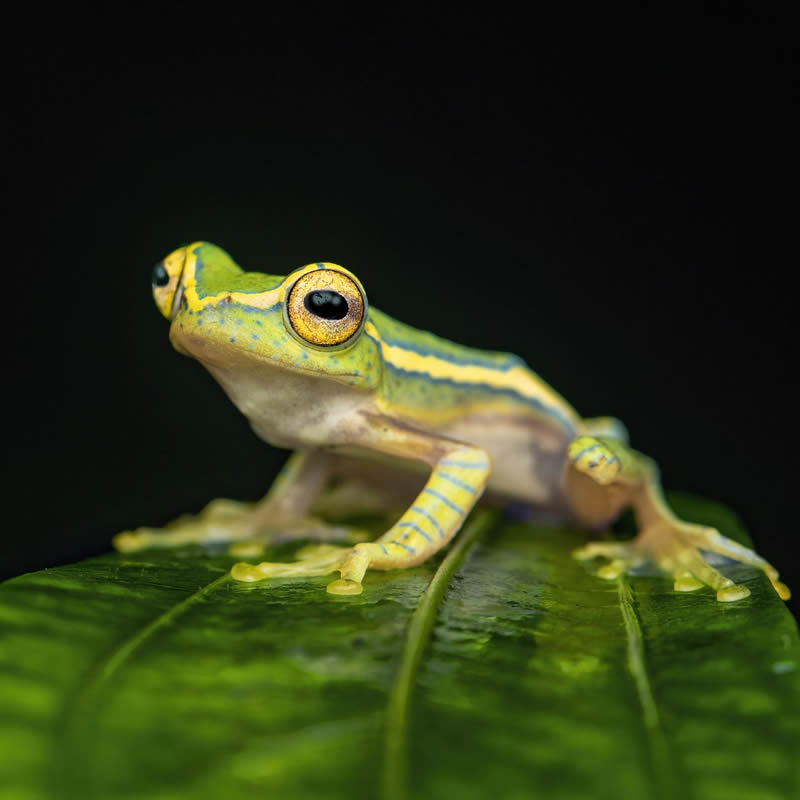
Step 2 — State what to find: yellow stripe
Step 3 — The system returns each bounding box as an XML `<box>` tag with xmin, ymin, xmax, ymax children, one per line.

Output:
<box><xmin>364</xmin><ymin>321</ymin><xmax>574</xmax><ymax>418</ymax></box>
<box><xmin>181</xmin><ymin>258</ymin><xmax>358</xmax><ymax>313</ymax></box>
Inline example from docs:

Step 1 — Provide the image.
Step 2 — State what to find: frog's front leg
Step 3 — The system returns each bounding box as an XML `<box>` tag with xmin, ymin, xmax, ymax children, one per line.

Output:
<box><xmin>567</xmin><ymin>435</ymin><xmax>790</xmax><ymax>602</ymax></box>
<box><xmin>231</xmin><ymin>417</ymin><xmax>490</xmax><ymax>595</ymax></box>
<box><xmin>113</xmin><ymin>450</ymin><xmax>360</xmax><ymax>556</ymax></box>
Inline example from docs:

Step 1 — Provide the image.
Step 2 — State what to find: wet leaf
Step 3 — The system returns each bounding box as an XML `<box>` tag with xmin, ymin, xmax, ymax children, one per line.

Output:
<box><xmin>1</xmin><ymin>495</ymin><xmax>798</xmax><ymax>800</ymax></box>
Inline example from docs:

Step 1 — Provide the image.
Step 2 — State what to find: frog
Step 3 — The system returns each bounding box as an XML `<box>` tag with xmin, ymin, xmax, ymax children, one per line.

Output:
<box><xmin>113</xmin><ymin>241</ymin><xmax>790</xmax><ymax>603</ymax></box>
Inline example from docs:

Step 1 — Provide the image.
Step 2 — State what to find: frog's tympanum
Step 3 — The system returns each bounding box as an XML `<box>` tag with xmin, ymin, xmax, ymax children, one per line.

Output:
<box><xmin>115</xmin><ymin>243</ymin><xmax>789</xmax><ymax>602</ymax></box>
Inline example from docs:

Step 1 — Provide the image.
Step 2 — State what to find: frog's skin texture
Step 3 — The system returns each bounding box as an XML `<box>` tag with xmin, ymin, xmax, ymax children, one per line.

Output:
<box><xmin>115</xmin><ymin>242</ymin><xmax>790</xmax><ymax>603</ymax></box>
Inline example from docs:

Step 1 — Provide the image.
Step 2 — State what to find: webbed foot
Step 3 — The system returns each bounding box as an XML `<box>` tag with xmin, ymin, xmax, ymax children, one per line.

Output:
<box><xmin>230</xmin><ymin>544</ymin><xmax>352</xmax><ymax>584</ymax></box>
<box><xmin>574</xmin><ymin>521</ymin><xmax>790</xmax><ymax>602</ymax></box>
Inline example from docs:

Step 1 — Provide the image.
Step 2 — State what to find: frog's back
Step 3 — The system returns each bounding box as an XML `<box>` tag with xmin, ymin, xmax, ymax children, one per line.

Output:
<box><xmin>366</xmin><ymin>308</ymin><xmax>581</xmax><ymax>435</ymax></box>
<box><xmin>365</xmin><ymin>309</ymin><xmax>581</xmax><ymax>504</ymax></box>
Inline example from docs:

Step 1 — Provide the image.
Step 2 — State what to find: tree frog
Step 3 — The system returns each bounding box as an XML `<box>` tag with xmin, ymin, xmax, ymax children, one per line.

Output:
<box><xmin>114</xmin><ymin>242</ymin><xmax>790</xmax><ymax>603</ymax></box>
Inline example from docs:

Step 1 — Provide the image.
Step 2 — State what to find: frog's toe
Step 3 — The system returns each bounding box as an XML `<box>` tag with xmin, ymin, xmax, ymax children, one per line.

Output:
<box><xmin>568</xmin><ymin>436</ymin><xmax>621</xmax><ymax>485</ymax></box>
<box><xmin>573</xmin><ymin>541</ymin><xmax>633</xmax><ymax>562</ymax></box>
<box><xmin>229</xmin><ymin>546</ymin><xmax>351</xmax><ymax>585</ymax></box>
<box><xmin>670</xmin><ymin>550</ymin><xmax>751</xmax><ymax>601</ymax></box>
<box><xmin>638</xmin><ymin>522</ymin><xmax>758</xmax><ymax>603</ymax></box>
<box><xmin>230</xmin><ymin>562</ymin><xmax>266</xmax><ymax>582</ymax></box>
<box><xmin>113</xmin><ymin>530</ymin><xmax>153</xmax><ymax>553</ymax></box>
<box><xmin>326</xmin><ymin>578</ymin><xmax>363</xmax><ymax>595</ymax></box>
<box><xmin>573</xmin><ymin>542</ymin><xmax>645</xmax><ymax>582</ymax></box>
<box><xmin>596</xmin><ymin>559</ymin><xmax>627</xmax><ymax>580</ymax></box>
<box><xmin>672</xmin><ymin>571</ymin><xmax>704</xmax><ymax>592</ymax></box>
<box><xmin>717</xmin><ymin>584</ymin><xmax>752</xmax><ymax>602</ymax></box>
<box><xmin>682</xmin><ymin>525</ymin><xmax>791</xmax><ymax>601</ymax></box>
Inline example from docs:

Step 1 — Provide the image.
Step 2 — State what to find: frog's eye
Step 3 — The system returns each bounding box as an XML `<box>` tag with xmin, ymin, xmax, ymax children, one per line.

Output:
<box><xmin>286</xmin><ymin>269</ymin><xmax>366</xmax><ymax>348</ymax></box>
<box><xmin>152</xmin><ymin>262</ymin><xmax>170</xmax><ymax>287</ymax></box>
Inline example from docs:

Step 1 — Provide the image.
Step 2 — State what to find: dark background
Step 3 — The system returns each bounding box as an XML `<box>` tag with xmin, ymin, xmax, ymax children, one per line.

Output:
<box><xmin>9</xmin><ymin>11</ymin><xmax>797</xmax><ymax>613</ymax></box>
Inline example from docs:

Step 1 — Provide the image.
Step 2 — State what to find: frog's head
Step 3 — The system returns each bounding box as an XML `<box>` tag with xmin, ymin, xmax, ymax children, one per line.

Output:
<box><xmin>151</xmin><ymin>242</ymin><xmax>382</xmax><ymax>391</ymax></box>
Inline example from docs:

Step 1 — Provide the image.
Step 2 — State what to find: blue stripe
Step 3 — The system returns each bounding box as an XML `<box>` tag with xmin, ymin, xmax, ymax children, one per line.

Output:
<box><xmin>410</xmin><ymin>505</ymin><xmax>446</xmax><ymax>539</ymax></box>
<box><xmin>380</xmin><ymin>361</ymin><xmax>577</xmax><ymax>434</ymax></box>
<box><xmin>423</xmin><ymin>488</ymin><xmax>464</xmax><ymax>515</ymax></box>
<box><xmin>438</xmin><ymin>472</ymin><xmax>477</xmax><ymax>494</ymax></box>
<box><xmin>572</xmin><ymin>443</ymin><xmax>603</xmax><ymax>462</ymax></box>
<box><xmin>439</xmin><ymin>459</ymin><xmax>489</xmax><ymax>469</ymax></box>
<box><xmin>391</xmin><ymin>540</ymin><xmax>417</xmax><ymax>554</ymax></box>
<box><xmin>379</xmin><ymin>544</ymin><xmax>390</xmax><ymax>556</ymax></box>
<box><xmin>374</xmin><ymin>329</ymin><xmax>525</xmax><ymax>371</ymax></box>
<box><xmin>238</xmin><ymin>302</ymin><xmax>281</xmax><ymax>313</ymax></box>
<box><xmin>396</xmin><ymin>521</ymin><xmax>432</xmax><ymax>543</ymax></box>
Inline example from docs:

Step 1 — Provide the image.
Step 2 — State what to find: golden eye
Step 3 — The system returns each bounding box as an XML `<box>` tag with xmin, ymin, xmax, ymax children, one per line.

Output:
<box><xmin>286</xmin><ymin>269</ymin><xmax>366</xmax><ymax>347</ymax></box>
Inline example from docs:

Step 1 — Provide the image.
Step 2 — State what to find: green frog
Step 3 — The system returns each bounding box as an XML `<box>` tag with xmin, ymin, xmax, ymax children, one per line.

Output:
<box><xmin>114</xmin><ymin>242</ymin><xmax>789</xmax><ymax>602</ymax></box>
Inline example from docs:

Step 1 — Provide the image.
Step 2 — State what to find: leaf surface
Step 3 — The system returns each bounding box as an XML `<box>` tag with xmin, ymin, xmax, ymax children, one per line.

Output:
<box><xmin>1</xmin><ymin>495</ymin><xmax>798</xmax><ymax>800</ymax></box>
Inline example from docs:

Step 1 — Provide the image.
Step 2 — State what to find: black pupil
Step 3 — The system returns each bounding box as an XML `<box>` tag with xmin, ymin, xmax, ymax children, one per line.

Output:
<box><xmin>304</xmin><ymin>290</ymin><xmax>348</xmax><ymax>320</ymax></box>
<box><xmin>152</xmin><ymin>263</ymin><xmax>169</xmax><ymax>287</ymax></box>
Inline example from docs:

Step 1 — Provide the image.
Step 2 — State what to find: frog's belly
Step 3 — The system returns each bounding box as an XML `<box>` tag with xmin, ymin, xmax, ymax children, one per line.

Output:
<box><xmin>330</xmin><ymin>413</ymin><xmax>569</xmax><ymax>511</ymax></box>
<box><xmin>440</xmin><ymin>413</ymin><xmax>569</xmax><ymax>506</ymax></box>
<box><xmin>333</xmin><ymin>411</ymin><xmax>571</xmax><ymax>508</ymax></box>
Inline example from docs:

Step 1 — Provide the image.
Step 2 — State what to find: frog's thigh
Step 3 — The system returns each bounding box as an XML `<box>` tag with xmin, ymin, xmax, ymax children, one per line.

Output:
<box><xmin>232</xmin><ymin>417</ymin><xmax>491</xmax><ymax>596</ymax></box>
<box><xmin>566</xmin><ymin>435</ymin><xmax>790</xmax><ymax>602</ymax></box>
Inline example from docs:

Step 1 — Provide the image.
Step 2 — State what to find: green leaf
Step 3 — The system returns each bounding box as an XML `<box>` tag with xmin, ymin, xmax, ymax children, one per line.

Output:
<box><xmin>1</xmin><ymin>494</ymin><xmax>798</xmax><ymax>800</ymax></box>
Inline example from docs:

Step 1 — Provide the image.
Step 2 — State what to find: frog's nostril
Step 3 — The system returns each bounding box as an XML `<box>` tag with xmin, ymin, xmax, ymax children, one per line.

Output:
<box><xmin>152</xmin><ymin>262</ymin><xmax>170</xmax><ymax>287</ymax></box>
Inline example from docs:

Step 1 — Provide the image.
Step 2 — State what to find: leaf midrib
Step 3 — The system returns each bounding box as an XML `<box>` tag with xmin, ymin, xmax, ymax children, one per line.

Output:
<box><xmin>618</xmin><ymin>576</ymin><xmax>680</xmax><ymax>800</ymax></box>
<box><xmin>382</xmin><ymin>510</ymin><xmax>497</xmax><ymax>800</ymax></box>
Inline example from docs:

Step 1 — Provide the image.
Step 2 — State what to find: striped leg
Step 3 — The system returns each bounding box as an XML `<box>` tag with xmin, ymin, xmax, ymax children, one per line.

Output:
<box><xmin>231</xmin><ymin>441</ymin><xmax>490</xmax><ymax>596</ymax></box>
<box><xmin>327</xmin><ymin>446</ymin><xmax>489</xmax><ymax>594</ymax></box>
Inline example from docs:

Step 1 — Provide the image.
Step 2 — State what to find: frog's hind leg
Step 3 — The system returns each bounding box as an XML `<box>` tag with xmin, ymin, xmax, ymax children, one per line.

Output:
<box><xmin>113</xmin><ymin>450</ymin><xmax>365</xmax><ymax>557</ymax></box>
<box><xmin>566</xmin><ymin>435</ymin><xmax>790</xmax><ymax>603</ymax></box>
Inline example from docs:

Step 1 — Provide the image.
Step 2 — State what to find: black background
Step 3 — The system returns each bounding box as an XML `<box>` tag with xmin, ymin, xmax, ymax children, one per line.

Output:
<box><xmin>9</xmin><ymin>10</ymin><xmax>797</xmax><ymax>614</ymax></box>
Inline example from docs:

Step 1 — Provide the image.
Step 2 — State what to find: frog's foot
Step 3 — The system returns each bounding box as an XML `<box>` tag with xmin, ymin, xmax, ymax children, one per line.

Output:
<box><xmin>574</xmin><ymin>521</ymin><xmax>790</xmax><ymax>602</ymax></box>
<box><xmin>572</xmin><ymin>541</ymin><xmax>647</xmax><ymax>579</ymax></box>
<box><xmin>113</xmin><ymin>498</ymin><xmax>367</xmax><ymax>554</ymax></box>
<box><xmin>568</xmin><ymin>436</ymin><xmax>622</xmax><ymax>486</ymax></box>
<box><xmin>231</xmin><ymin>540</ymin><xmax>394</xmax><ymax>597</ymax></box>
<box><xmin>230</xmin><ymin>544</ymin><xmax>352</xmax><ymax>586</ymax></box>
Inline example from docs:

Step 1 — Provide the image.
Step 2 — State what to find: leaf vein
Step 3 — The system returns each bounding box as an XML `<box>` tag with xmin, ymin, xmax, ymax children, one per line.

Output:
<box><xmin>55</xmin><ymin>570</ymin><xmax>232</xmax><ymax>786</ymax></box>
<box><xmin>382</xmin><ymin>510</ymin><xmax>497</xmax><ymax>800</ymax></box>
<box><xmin>617</xmin><ymin>576</ymin><xmax>680</xmax><ymax>800</ymax></box>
